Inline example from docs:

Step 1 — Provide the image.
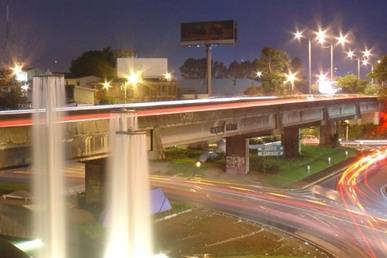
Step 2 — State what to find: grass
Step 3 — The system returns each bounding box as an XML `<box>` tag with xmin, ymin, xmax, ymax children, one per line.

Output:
<box><xmin>0</xmin><ymin>182</ymin><xmax>29</xmax><ymax>194</ymax></box>
<box><xmin>255</xmin><ymin>145</ymin><xmax>357</xmax><ymax>187</ymax></box>
<box><xmin>163</xmin><ymin>147</ymin><xmax>224</xmax><ymax>177</ymax></box>
<box><xmin>154</xmin><ymin>201</ymin><xmax>191</xmax><ymax>219</ymax></box>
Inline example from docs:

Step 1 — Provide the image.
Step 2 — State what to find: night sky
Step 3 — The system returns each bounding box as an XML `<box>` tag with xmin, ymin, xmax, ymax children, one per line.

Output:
<box><xmin>0</xmin><ymin>0</ymin><xmax>386</xmax><ymax>77</ymax></box>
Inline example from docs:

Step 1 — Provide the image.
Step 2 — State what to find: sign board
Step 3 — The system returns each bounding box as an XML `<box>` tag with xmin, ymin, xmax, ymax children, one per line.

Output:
<box><xmin>257</xmin><ymin>144</ymin><xmax>284</xmax><ymax>157</ymax></box>
<box><xmin>181</xmin><ymin>20</ymin><xmax>237</xmax><ymax>46</ymax></box>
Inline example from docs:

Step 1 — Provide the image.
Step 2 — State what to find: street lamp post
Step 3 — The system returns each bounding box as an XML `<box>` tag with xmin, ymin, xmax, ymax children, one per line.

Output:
<box><xmin>285</xmin><ymin>71</ymin><xmax>297</xmax><ymax>94</ymax></box>
<box><xmin>308</xmin><ymin>39</ymin><xmax>312</xmax><ymax>94</ymax></box>
<box><xmin>294</xmin><ymin>30</ymin><xmax>312</xmax><ymax>94</ymax></box>
<box><xmin>330</xmin><ymin>44</ymin><xmax>334</xmax><ymax>81</ymax></box>
<box><xmin>126</xmin><ymin>71</ymin><xmax>141</xmax><ymax>104</ymax></box>
<box><xmin>315</xmin><ymin>28</ymin><xmax>349</xmax><ymax>82</ymax></box>
<box><xmin>346</xmin><ymin>49</ymin><xmax>362</xmax><ymax>79</ymax></box>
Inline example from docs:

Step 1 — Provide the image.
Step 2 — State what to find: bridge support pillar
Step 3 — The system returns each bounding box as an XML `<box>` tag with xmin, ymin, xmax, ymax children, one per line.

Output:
<box><xmin>148</xmin><ymin>128</ymin><xmax>165</xmax><ymax>160</ymax></box>
<box><xmin>225</xmin><ymin>135</ymin><xmax>249</xmax><ymax>175</ymax></box>
<box><xmin>282</xmin><ymin>127</ymin><xmax>300</xmax><ymax>158</ymax></box>
<box><xmin>320</xmin><ymin>121</ymin><xmax>338</xmax><ymax>147</ymax></box>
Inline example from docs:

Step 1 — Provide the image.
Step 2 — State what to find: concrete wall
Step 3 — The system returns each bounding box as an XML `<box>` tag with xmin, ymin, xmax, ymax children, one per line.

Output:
<box><xmin>74</xmin><ymin>87</ymin><xmax>97</xmax><ymax>105</ymax></box>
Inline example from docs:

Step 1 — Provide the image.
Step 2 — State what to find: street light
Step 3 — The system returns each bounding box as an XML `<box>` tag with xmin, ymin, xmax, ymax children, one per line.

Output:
<box><xmin>124</xmin><ymin>71</ymin><xmax>142</xmax><ymax>103</ymax></box>
<box><xmin>336</xmin><ymin>32</ymin><xmax>349</xmax><ymax>47</ymax></box>
<box><xmin>163</xmin><ymin>72</ymin><xmax>172</xmax><ymax>82</ymax></box>
<box><xmin>284</xmin><ymin>71</ymin><xmax>298</xmax><ymax>93</ymax></box>
<box><xmin>102</xmin><ymin>80</ymin><xmax>112</xmax><ymax>90</ymax></box>
<box><xmin>256</xmin><ymin>70</ymin><xmax>263</xmax><ymax>78</ymax></box>
<box><xmin>346</xmin><ymin>49</ymin><xmax>362</xmax><ymax>79</ymax></box>
<box><xmin>315</xmin><ymin>27</ymin><xmax>350</xmax><ymax>81</ymax></box>
<box><xmin>127</xmin><ymin>71</ymin><xmax>141</xmax><ymax>86</ymax></box>
<box><xmin>293</xmin><ymin>29</ymin><xmax>312</xmax><ymax>94</ymax></box>
<box><xmin>21</xmin><ymin>83</ymin><xmax>29</xmax><ymax>92</ymax></box>
<box><xmin>314</xmin><ymin>27</ymin><xmax>328</xmax><ymax>45</ymax></box>
<box><xmin>362</xmin><ymin>48</ymin><xmax>372</xmax><ymax>59</ymax></box>
<box><xmin>10</xmin><ymin>62</ymin><xmax>23</xmax><ymax>76</ymax></box>
<box><xmin>362</xmin><ymin>59</ymin><xmax>369</xmax><ymax>67</ymax></box>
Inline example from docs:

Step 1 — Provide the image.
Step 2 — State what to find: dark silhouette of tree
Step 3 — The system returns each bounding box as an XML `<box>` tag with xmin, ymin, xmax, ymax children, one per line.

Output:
<box><xmin>180</xmin><ymin>58</ymin><xmax>228</xmax><ymax>79</ymax></box>
<box><xmin>256</xmin><ymin>47</ymin><xmax>290</xmax><ymax>94</ymax></box>
<box><xmin>179</xmin><ymin>58</ymin><xmax>206</xmax><ymax>79</ymax></box>
<box><xmin>0</xmin><ymin>87</ymin><xmax>26</xmax><ymax>109</ymax></box>
<box><xmin>370</xmin><ymin>55</ymin><xmax>387</xmax><ymax>86</ymax></box>
<box><xmin>70</xmin><ymin>47</ymin><xmax>116</xmax><ymax>78</ymax></box>
<box><xmin>213</xmin><ymin>61</ymin><xmax>228</xmax><ymax>78</ymax></box>
<box><xmin>227</xmin><ymin>61</ymin><xmax>243</xmax><ymax>80</ymax></box>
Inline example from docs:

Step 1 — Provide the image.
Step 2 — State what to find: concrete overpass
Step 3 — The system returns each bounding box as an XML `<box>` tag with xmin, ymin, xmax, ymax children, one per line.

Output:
<box><xmin>0</xmin><ymin>95</ymin><xmax>381</xmax><ymax>174</ymax></box>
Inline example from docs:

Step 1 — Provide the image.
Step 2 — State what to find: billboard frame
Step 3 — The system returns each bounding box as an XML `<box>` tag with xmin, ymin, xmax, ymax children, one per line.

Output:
<box><xmin>180</xmin><ymin>20</ymin><xmax>237</xmax><ymax>46</ymax></box>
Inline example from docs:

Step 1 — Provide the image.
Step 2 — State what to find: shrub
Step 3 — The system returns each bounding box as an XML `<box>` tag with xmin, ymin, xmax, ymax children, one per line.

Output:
<box><xmin>250</xmin><ymin>157</ymin><xmax>279</xmax><ymax>174</ymax></box>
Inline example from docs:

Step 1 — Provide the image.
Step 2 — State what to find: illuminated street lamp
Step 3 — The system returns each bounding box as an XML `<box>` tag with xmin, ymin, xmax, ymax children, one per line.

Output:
<box><xmin>362</xmin><ymin>59</ymin><xmax>369</xmax><ymax>67</ymax></box>
<box><xmin>336</xmin><ymin>32</ymin><xmax>349</xmax><ymax>47</ymax></box>
<box><xmin>10</xmin><ymin>62</ymin><xmax>28</xmax><ymax>82</ymax></box>
<box><xmin>314</xmin><ymin>27</ymin><xmax>328</xmax><ymax>46</ymax></box>
<box><xmin>284</xmin><ymin>71</ymin><xmax>298</xmax><ymax>93</ymax></box>
<box><xmin>10</xmin><ymin>62</ymin><xmax>23</xmax><ymax>76</ymax></box>
<box><xmin>293</xmin><ymin>29</ymin><xmax>312</xmax><ymax>94</ymax></box>
<box><xmin>127</xmin><ymin>71</ymin><xmax>141</xmax><ymax>86</ymax></box>
<box><xmin>346</xmin><ymin>49</ymin><xmax>362</xmax><ymax>79</ymax></box>
<box><xmin>362</xmin><ymin>48</ymin><xmax>372</xmax><ymax>59</ymax></box>
<box><xmin>21</xmin><ymin>83</ymin><xmax>29</xmax><ymax>92</ymax></box>
<box><xmin>124</xmin><ymin>71</ymin><xmax>142</xmax><ymax>103</ymax></box>
<box><xmin>256</xmin><ymin>70</ymin><xmax>263</xmax><ymax>78</ymax></box>
<box><xmin>164</xmin><ymin>72</ymin><xmax>172</xmax><ymax>82</ymax></box>
<box><xmin>102</xmin><ymin>80</ymin><xmax>112</xmax><ymax>90</ymax></box>
<box><xmin>314</xmin><ymin>27</ymin><xmax>350</xmax><ymax>81</ymax></box>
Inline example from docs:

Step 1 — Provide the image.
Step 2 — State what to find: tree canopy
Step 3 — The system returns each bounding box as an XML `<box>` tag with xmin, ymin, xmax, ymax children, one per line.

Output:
<box><xmin>336</xmin><ymin>74</ymin><xmax>369</xmax><ymax>94</ymax></box>
<box><xmin>69</xmin><ymin>47</ymin><xmax>116</xmax><ymax>78</ymax></box>
<box><xmin>370</xmin><ymin>55</ymin><xmax>387</xmax><ymax>84</ymax></box>
<box><xmin>255</xmin><ymin>47</ymin><xmax>291</xmax><ymax>94</ymax></box>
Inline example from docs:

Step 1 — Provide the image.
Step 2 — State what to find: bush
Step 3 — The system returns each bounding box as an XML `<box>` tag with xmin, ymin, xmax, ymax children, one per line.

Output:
<box><xmin>250</xmin><ymin>157</ymin><xmax>280</xmax><ymax>174</ymax></box>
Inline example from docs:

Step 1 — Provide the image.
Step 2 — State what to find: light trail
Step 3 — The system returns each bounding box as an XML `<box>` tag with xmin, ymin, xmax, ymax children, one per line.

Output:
<box><xmin>0</xmin><ymin>95</ymin><xmax>376</xmax><ymax>128</ymax></box>
<box><xmin>337</xmin><ymin>148</ymin><xmax>387</xmax><ymax>258</ymax></box>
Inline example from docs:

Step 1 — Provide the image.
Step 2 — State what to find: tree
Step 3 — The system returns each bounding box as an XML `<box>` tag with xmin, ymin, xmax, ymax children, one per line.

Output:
<box><xmin>336</xmin><ymin>74</ymin><xmax>369</xmax><ymax>94</ymax></box>
<box><xmin>290</xmin><ymin>57</ymin><xmax>302</xmax><ymax>72</ymax></box>
<box><xmin>255</xmin><ymin>47</ymin><xmax>291</xmax><ymax>94</ymax></box>
<box><xmin>0</xmin><ymin>87</ymin><xmax>26</xmax><ymax>109</ymax></box>
<box><xmin>227</xmin><ymin>61</ymin><xmax>243</xmax><ymax>80</ymax></box>
<box><xmin>179</xmin><ymin>58</ymin><xmax>206</xmax><ymax>79</ymax></box>
<box><xmin>70</xmin><ymin>47</ymin><xmax>116</xmax><ymax>78</ymax></box>
<box><xmin>179</xmin><ymin>58</ymin><xmax>228</xmax><ymax>79</ymax></box>
<box><xmin>241</xmin><ymin>60</ymin><xmax>258</xmax><ymax>78</ymax></box>
<box><xmin>370</xmin><ymin>55</ymin><xmax>387</xmax><ymax>86</ymax></box>
<box><xmin>213</xmin><ymin>61</ymin><xmax>228</xmax><ymax>79</ymax></box>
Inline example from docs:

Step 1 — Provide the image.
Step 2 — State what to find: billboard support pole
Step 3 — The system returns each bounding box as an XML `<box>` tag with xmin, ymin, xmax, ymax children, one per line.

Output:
<box><xmin>206</xmin><ymin>44</ymin><xmax>212</xmax><ymax>97</ymax></box>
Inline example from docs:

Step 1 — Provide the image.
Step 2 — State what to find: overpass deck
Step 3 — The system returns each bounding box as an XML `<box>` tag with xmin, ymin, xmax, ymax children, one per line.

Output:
<box><xmin>0</xmin><ymin>95</ymin><xmax>378</xmax><ymax>128</ymax></box>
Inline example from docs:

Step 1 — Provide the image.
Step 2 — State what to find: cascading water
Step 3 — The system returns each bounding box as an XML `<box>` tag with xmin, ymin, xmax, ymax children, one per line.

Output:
<box><xmin>104</xmin><ymin>111</ymin><xmax>153</xmax><ymax>258</ymax></box>
<box><xmin>32</xmin><ymin>75</ymin><xmax>67</xmax><ymax>258</ymax></box>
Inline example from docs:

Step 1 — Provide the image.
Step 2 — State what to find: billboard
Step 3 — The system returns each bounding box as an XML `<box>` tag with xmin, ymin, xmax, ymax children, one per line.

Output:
<box><xmin>181</xmin><ymin>20</ymin><xmax>236</xmax><ymax>46</ymax></box>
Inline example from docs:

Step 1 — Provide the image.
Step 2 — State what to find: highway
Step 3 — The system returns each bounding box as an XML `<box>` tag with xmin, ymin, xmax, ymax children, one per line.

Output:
<box><xmin>0</xmin><ymin>94</ymin><xmax>376</xmax><ymax>127</ymax></box>
<box><xmin>151</xmin><ymin>149</ymin><xmax>387</xmax><ymax>258</ymax></box>
<box><xmin>1</xmin><ymin>147</ymin><xmax>386</xmax><ymax>257</ymax></box>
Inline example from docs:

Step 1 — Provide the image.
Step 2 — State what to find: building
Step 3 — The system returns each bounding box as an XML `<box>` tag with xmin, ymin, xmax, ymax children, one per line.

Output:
<box><xmin>65</xmin><ymin>75</ymin><xmax>101</xmax><ymax>105</ymax></box>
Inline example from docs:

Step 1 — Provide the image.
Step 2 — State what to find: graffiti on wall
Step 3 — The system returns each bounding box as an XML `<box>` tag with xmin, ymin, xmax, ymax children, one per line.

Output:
<box><xmin>226</xmin><ymin>155</ymin><xmax>246</xmax><ymax>175</ymax></box>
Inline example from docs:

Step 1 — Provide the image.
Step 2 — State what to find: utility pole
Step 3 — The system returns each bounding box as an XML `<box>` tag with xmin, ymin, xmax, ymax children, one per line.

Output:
<box><xmin>206</xmin><ymin>44</ymin><xmax>212</xmax><ymax>97</ymax></box>
<box><xmin>5</xmin><ymin>0</ymin><xmax>10</xmax><ymax>49</ymax></box>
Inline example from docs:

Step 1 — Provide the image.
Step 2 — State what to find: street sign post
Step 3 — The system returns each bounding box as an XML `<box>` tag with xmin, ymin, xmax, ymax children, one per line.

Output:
<box><xmin>257</xmin><ymin>144</ymin><xmax>284</xmax><ymax>157</ymax></box>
